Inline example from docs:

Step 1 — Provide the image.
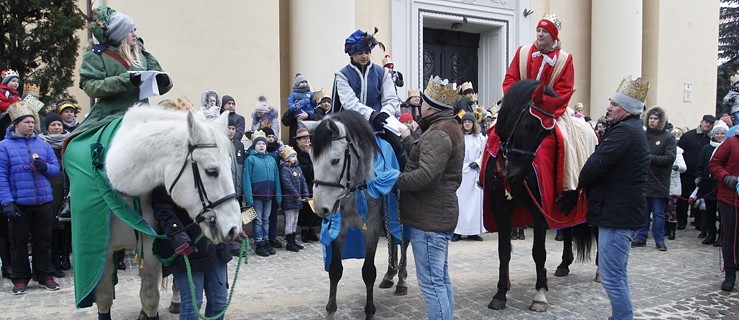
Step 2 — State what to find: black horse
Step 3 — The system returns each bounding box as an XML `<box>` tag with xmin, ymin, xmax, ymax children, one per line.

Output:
<box><xmin>483</xmin><ymin>80</ymin><xmax>594</xmax><ymax>312</ymax></box>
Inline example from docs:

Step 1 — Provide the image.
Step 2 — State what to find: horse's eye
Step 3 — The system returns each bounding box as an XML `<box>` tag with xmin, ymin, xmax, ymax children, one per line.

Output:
<box><xmin>331</xmin><ymin>158</ymin><xmax>340</xmax><ymax>165</ymax></box>
<box><xmin>205</xmin><ymin>167</ymin><xmax>219</xmax><ymax>177</ymax></box>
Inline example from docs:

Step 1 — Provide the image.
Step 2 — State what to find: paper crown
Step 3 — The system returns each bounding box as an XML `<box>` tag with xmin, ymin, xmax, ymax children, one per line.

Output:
<box><xmin>23</xmin><ymin>83</ymin><xmax>39</xmax><ymax>96</ymax></box>
<box><xmin>251</xmin><ymin>130</ymin><xmax>266</xmax><ymax>140</ymax></box>
<box><xmin>313</xmin><ymin>89</ymin><xmax>331</xmax><ymax>102</ymax></box>
<box><xmin>460</xmin><ymin>82</ymin><xmax>474</xmax><ymax>92</ymax></box>
<box><xmin>8</xmin><ymin>101</ymin><xmax>40</xmax><ymax>130</ymax></box>
<box><xmin>56</xmin><ymin>101</ymin><xmax>78</xmax><ymax>114</ymax></box>
<box><xmin>407</xmin><ymin>88</ymin><xmax>421</xmax><ymax>98</ymax></box>
<box><xmin>423</xmin><ymin>76</ymin><xmax>458</xmax><ymax>109</ymax></box>
<box><xmin>616</xmin><ymin>76</ymin><xmax>650</xmax><ymax>103</ymax></box>
<box><xmin>541</xmin><ymin>14</ymin><xmax>562</xmax><ymax>31</ymax></box>
<box><xmin>382</xmin><ymin>54</ymin><xmax>393</xmax><ymax>67</ymax></box>
<box><xmin>3</xmin><ymin>69</ymin><xmax>18</xmax><ymax>79</ymax></box>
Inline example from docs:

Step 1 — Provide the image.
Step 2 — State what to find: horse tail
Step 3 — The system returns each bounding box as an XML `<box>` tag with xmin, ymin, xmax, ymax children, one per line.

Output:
<box><xmin>572</xmin><ymin>223</ymin><xmax>594</xmax><ymax>262</ymax></box>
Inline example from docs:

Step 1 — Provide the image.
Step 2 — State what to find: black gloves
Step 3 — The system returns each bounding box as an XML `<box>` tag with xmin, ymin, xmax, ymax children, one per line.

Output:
<box><xmin>130</xmin><ymin>73</ymin><xmax>141</xmax><ymax>86</ymax></box>
<box><xmin>370</xmin><ymin>112</ymin><xmax>390</xmax><ymax>132</ymax></box>
<box><xmin>555</xmin><ymin>190</ymin><xmax>579</xmax><ymax>216</ymax></box>
<box><xmin>468</xmin><ymin>162</ymin><xmax>480</xmax><ymax>170</ymax></box>
<box><xmin>155</xmin><ymin>73</ymin><xmax>170</xmax><ymax>87</ymax></box>
<box><xmin>33</xmin><ymin>158</ymin><xmax>47</xmax><ymax>173</ymax></box>
<box><xmin>723</xmin><ymin>175</ymin><xmax>738</xmax><ymax>188</ymax></box>
<box><xmin>2</xmin><ymin>202</ymin><xmax>20</xmax><ymax>220</ymax></box>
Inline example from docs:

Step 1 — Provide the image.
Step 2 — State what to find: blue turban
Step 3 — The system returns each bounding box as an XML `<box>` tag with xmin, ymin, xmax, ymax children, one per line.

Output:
<box><xmin>344</xmin><ymin>29</ymin><xmax>380</xmax><ymax>54</ymax></box>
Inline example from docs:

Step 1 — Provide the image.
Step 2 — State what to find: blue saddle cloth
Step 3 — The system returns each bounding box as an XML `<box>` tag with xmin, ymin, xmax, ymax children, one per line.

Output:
<box><xmin>321</xmin><ymin>136</ymin><xmax>404</xmax><ymax>271</ymax></box>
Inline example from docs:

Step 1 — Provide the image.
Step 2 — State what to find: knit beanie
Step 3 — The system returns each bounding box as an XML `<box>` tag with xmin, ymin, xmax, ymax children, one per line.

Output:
<box><xmin>255</xmin><ymin>96</ymin><xmax>270</xmax><ymax>113</ymax></box>
<box><xmin>261</xmin><ymin>127</ymin><xmax>275</xmax><ymax>137</ymax></box>
<box><xmin>461</xmin><ymin>113</ymin><xmax>477</xmax><ymax>124</ymax></box>
<box><xmin>105</xmin><ymin>12</ymin><xmax>136</xmax><ymax>44</ymax></box>
<box><xmin>2</xmin><ymin>74</ymin><xmax>19</xmax><ymax>85</ymax></box>
<box><xmin>610</xmin><ymin>92</ymin><xmax>644</xmax><ymax>115</ymax></box>
<box><xmin>537</xmin><ymin>18</ymin><xmax>559</xmax><ymax>40</ymax></box>
<box><xmin>222</xmin><ymin>95</ymin><xmax>235</xmax><ymax>106</ymax></box>
<box><xmin>280</xmin><ymin>145</ymin><xmax>297</xmax><ymax>161</ymax></box>
<box><xmin>251</xmin><ymin>130</ymin><xmax>268</xmax><ymax>146</ymax></box>
<box><xmin>294</xmin><ymin>74</ymin><xmax>308</xmax><ymax>87</ymax></box>
<box><xmin>711</xmin><ymin>121</ymin><xmax>729</xmax><ymax>137</ymax></box>
<box><xmin>44</xmin><ymin>112</ymin><xmax>63</xmax><ymax>132</ymax></box>
<box><xmin>399</xmin><ymin>113</ymin><xmax>413</xmax><ymax>123</ymax></box>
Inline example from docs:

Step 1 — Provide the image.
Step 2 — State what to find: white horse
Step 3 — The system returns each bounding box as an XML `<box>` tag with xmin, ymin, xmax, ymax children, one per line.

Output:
<box><xmin>86</xmin><ymin>106</ymin><xmax>242</xmax><ymax>319</ymax></box>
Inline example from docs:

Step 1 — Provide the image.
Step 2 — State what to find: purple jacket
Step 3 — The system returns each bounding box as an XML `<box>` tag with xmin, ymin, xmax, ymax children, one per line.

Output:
<box><xmin>0</xmin><ymin>128</ymin><xmax>60</xmax><ymax>206</ymax></box>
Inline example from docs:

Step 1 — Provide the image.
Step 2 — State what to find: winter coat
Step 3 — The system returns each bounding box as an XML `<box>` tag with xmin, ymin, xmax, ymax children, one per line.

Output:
<box><xmin>724</xmin><ymin>89</ymin><xmax>739</xmax><ymax>115</ymax></box>
<box><xmin>151</xmin><ymin>186</ymin><xmax>231</xmax><ymax>276</ymax></box>
<box><xmin>644</xmin><ymin>107</ymin><xmax>676</xmax><ymax>199</ymax></box>
<box><xmin>0</xmin><ymin>128</ymin><xmax>61</xmax><ymax>206</ymax></box>
<box><xmin>251</xmin><ymin>108</ymin><xmax>280</xmax><ymax>138</ymax></box>
<box><xmin>709</xmin><ymin>135</ymin><xmax>739</xmax><ymax>206</ymax></box>
<box><xmin>280</xmin><ymin>162</ymin><xmax>309</xmax><ymax>210</ymax></box>
<box><xmin>669</xmin><ymin>147</ymin><xmax>687</xmax><ymax>196</ymax></box>
<box><xmin>77</xmin><ymin>38</ymin><xmax>173</xmax><ymax>133</ymax></box>
<box><xmin>242</xmin><ymin>149</ymin><xmax>281</xmax><ymax>207</ymax></box>
<box><xmin>296</xmin><ymin>146</ymin><xmax>314</xmax><ymax>193</ymax></box>
<box><xmin>397</xmin><ymin>110</ymin><xmax>464</xmax><ymax>232</ymax></box>
<box><xmin>225</xmin><ymin>111</ymin><xmax>246</xmax><ymax>142</ymax></box>
<box><xmin>0</xmin><ymin>84</ymin><xmax>20</xmax><ymax>113</ymax></box>
<box><xmin>677</xmin><ymin>128</ymin><xmax>711</xmax><ymax>177</ymax></box>
<box><xmin>696</xmin><ymin>142</ymin><xmax>720</xmax><ymax>201</ymax></box>
<box><xmin>580</xmin><ymin>116</ymin><xmax>649</xmax><ymax>230</ymax></box>
<box><xmin>287</xmin><ymin>90</ymin><xmax>316</xmax><ymax>116</ymax></box>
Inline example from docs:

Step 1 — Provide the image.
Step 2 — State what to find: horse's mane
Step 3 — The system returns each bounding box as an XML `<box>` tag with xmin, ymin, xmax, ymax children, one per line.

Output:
<box><xmin>312</xmin><ymin>110</ymin><xmax>379</xmax><ymax>161</ymax></box>
<box><xmin>495</xmin><ymin>80</ymin><xmax>557</xmax><ymax>139</ymax></box>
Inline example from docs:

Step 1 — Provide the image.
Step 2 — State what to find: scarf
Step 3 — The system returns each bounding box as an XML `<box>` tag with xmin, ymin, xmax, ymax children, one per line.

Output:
<box><xmin>63</xmin><ymin>118</ymin><xmax>78</xmax><ymax>128</ymax></box>
<box><xmin>292</xmin><ymin>84</ymin><xmax>310</xmax><ymax>93</ymax></box>
<box><xmin>40</xmin><ymin>132</ymin><xmax>70</xmax><ymax>150</ymax></box>
<box><xmin>710</xmin><ymin>139</ymin><xmax>721</xmax><ymax>148</ymax></box>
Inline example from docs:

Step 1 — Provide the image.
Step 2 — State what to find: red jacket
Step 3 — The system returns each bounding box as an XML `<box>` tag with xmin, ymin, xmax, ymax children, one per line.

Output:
<box><xmin>502</xmin><ymin>43</ymin><xmax>574</xmax><ymax>97</ymax></box>
<box><xmin>709</xmin><ymin>135</ymin><xmax>739</xmax><ymax>206</ymax></box>
<box><xmin>0</xmin><ymin>84</ymin><xmax>20</xmax><ymax>112</ymax></box>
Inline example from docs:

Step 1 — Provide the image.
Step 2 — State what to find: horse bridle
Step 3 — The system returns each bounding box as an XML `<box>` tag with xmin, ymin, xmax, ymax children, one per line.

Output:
<box><xmin>500</xmin><ymin>102</ymin><xmax>552</xmax><ymax>161</ymax></box>
<box><xmin>168</xmin><ymin>143</ymin><xmax>239</xmax><ymax>227</ymax></box>
<box><xmin>312</xmin><ymin>135</ymin><xmax>367</xmax><ymax>199</ymax></box>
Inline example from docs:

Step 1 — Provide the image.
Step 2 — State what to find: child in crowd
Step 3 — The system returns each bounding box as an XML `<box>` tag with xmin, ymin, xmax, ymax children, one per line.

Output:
<box><xmin>279</xmin><ymin>146</ymin><xmax>309</xmax><ymax>252</ymax></box>
<box><xmin>287</xmin><ymin>74</ymin><xmax>315</xmax><ymax>118</ymax></box>
<box><xmin>243</xmin><ymin>130</ymin><xmax>281</xmax><ymax>257</ymax></box>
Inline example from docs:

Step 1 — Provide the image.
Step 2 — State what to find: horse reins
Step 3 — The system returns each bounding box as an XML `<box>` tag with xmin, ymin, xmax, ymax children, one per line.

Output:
<box><xmin>313</xmin><ymin>135</ymin><xmax>367</xmax><ymax>198</ymax></box>
<box><xmin>168</xmin><ymin>143</ymin><xmax>238</xmax><ymax>232</ymax></box>
<box><xmin>501</xmin><ymin>102</ymin><xmax>549</xmax><ymax>161</ymax></box>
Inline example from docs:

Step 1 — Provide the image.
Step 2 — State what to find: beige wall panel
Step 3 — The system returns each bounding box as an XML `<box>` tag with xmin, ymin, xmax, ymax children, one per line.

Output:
<box><xmin>590</xmin><ymin>0</ymin><xmax>643</xmax><ymax>121</ymax></box>
<box><xmin>355</xmin><ymin>0</ymin><xmax>393</xmax><ymax>65</ymax></box>
<box><xmin>647</xmin><ymin>0</ymin><xmax>720</xmax><ymax>129</ymax></box>
<box><xmin>71</xmin><ymin>0</ymin><xmax>282</xmax><ymax>127</ymax></box>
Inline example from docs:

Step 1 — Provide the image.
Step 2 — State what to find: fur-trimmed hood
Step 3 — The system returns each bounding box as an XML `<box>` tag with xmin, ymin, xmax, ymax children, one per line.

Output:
<box><xmin>644</xmin><ymin>106</ymin><xmax>667</xmax><ymax>131</ymax></box>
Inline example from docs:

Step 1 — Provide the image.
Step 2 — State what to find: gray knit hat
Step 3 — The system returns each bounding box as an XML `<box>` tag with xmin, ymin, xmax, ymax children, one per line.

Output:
<box><xmin>610</xmin><ymin>92</ymin><xmax>644</xmax><ymax>115</ymax></box>
<box><xmin>105</xmin><ymin>12</ymin><xmax>136</xmax><ymax>44</ymax></box>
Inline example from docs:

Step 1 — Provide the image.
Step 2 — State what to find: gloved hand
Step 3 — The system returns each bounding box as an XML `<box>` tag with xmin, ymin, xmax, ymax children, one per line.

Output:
<box><xmin>555</xmin><ymin>189</ymin><xmax>579</xmax><ymax>216</ymax></box>
<box><xmin>723</xmin><ymin>175</ymin><xmax>738</xmax><ymax>188</ymax></box>
<box><xmin>32</xmin><ymin>157</ymin><xmax>47</xmax><ymax>173</ymax></box>
<box><xmin>694</xmin><ymin>177</ymin><xmax>702</xmax><ymax>185</ymax></box>
<box><xmin>468</xmin><ymin>162</ymin><xmax>480</xmax><ymax>170</ymax></box>
<box><xmin>174</xmin><ymin>241</ymin><xmax>198</xmax><ymax>256</ymax></box>
<box><xmin>130</xmin><ymin>73</ymin><xmax>141</xmax><ymax>86</ymax></box>
<box><xmin>155</xmin><ymin>73</ymin><xmax>170</xmax><ymax>87</ymax></box>
<box><xmin>370</xmin><ymin>112</ymin><xmax>390</xmax><ymax>132</ymax></box>
<box><xmin>2</xmin><ymin>202</ymin><xmax>20</xmax><ymax>220</ymax></box>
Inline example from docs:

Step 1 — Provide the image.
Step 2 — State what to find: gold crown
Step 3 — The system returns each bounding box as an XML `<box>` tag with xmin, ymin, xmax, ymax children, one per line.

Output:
<box><xmin>542</xmin><ymin>14</ymin><xmax>562</xmax><ymax>30</ymax></box>
<box><xmin>3</xmin><ymin>69</ymin><xmax>18</xmax><ymax>79</ymax></box>
<box><xmin>23</xmin><ymin>83</ymin><xmax>39</xmax><ymax>96</ymax></box>
<box><xmin>252</xmin><ymin>130</ymin><xmax>266</xmax><ymax>140</ymax></box>
<box><xmin>8</xmin><ymin>101</ymin><xmax>40</xmax><ymax>130</ymax></box>
<box><xmin>56</xmin><ymin>101</ymin><xmax>77</xmax><ymax>114</ymax></box>
<box><xmin>314</xmin><ymin>89</ymin><xmax>331</xmax><ymax>102</ymax></box>
<box><xmin>460</xmin><ymin>81</ymin><xmax>474</xmax><ymax>92</ymax></box>
<box><xmin>407</xmin><ymin>88</ymin><xmax>421</xmax><ymax>98</ymax></box>
<box><xmin>616</xmin><ymin>75</ymin><xmax>650</xmax><ymax>103</ymax></box>
<box><xmin>423</xmin><ymin>76</ymin><xmax>458</xmax><ymax>109</ymax></box>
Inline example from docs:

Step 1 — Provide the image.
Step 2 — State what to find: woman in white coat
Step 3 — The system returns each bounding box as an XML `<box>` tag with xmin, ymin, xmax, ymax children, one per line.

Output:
<box><xmin>666</xmin><ymin>141</ymin><xmax>687</xmax><ymax>240</ymax></box>
<box><xmin>452</xmin><ymin>113</ymin><xmax>488</xmax><ymax>241</ymax></box>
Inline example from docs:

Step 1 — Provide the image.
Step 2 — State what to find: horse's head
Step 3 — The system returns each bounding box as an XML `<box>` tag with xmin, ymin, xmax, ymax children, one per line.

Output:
<box><xmin>305</xmin><ymin>110</ymin><xmax>378</xmax><ymax>218</ymax></box>
<box><xmin>166</xmin><ymin>112</ymin><xmax>242</xmax><ymax>244</ymax></box>
<box><xmin>496</xmin><ymin>80</ymin><xmax>573</xmax><ymax>186</ymax></box>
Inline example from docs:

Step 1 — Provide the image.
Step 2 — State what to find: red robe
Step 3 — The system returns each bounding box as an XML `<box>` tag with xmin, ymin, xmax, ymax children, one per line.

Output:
<box><xmin>502</xmin><ymin>43</ymin><xmax>574</xmax><ymax>97</ymax></box>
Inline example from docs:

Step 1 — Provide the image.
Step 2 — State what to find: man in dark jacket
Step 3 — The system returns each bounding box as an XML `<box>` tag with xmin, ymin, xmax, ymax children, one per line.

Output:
<box><xmin>221</xmin><ymin>95</ymin><xmax>246</xmax><ymax>141</ymax></box>
<box><xmin>633</xmin><ymin>106</ymin><xmax>676</xmax><ymax>251</ymax></box>
<box><xmin>676</xmin><ymin>114</ymin><xmax>715</xmax><ymax>229</ymax></box>
<box><xmin>575</xmin><ymin>76</ymin><xmax>650</xmax><ymax>319</ymax></box>
<box><xmin>397</xmin><ymin>76</ymin><xmax>464</xmax><ymax>320</ymax></box>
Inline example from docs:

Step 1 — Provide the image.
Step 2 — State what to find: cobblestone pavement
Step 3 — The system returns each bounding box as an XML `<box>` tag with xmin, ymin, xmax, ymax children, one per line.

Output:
<box><xmin>3</xmin><ymin>227</ymin><xmax>738</xmax><ymax>319</ymax></box>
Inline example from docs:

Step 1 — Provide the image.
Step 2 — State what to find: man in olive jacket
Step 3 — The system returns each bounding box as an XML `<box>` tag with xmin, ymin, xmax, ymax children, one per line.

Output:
<box><xmin>397</xmin><ymin>76</ymin><xmax>463</xmax><ymax>320</ymax></box>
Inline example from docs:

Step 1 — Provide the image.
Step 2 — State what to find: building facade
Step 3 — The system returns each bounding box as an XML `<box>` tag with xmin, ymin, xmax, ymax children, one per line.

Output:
<box><xmin>71</xmin><ymin>0</ymin><xmax>720</xmax><ymax>136</ymax></box>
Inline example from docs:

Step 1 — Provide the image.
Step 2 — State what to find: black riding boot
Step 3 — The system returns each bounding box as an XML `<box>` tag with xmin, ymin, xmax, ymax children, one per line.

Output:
<box><xmin>301</xmin><ymin>229</ymin><xmax>311</xmax><ymax>243</ymax></box>
<box><xmin>667</xmin><ymin>222</ymin><xmax>676</xmax><ymax>240</ymax></box>
<box><xmin>116</xmin><ymin>250</ymin><xmax>126</xmax><ymax>270</ymax></box>
<box><xmin>722</xmin><ymin>266</ymin><xmax>736</xmax><ymax>292</ymax></box>
<box><xmin>306</xmin><ymin>228</ymin><xmax>320</xmax><ymax>241</ymax></box>
<box><xmin>285</xmin><ymin>234</ymin><xmax>300</xmax><ymax>252</ymax></box>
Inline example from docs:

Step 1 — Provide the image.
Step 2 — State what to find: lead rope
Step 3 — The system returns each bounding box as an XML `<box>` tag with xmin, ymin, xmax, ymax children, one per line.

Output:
<box><xmin>184</xmin><ymin>236</ymin><xmax>249</xmax><ymax>320</ymax></box>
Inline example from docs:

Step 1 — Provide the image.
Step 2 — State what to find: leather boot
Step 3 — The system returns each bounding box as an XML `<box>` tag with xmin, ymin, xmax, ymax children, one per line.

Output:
<box><xmin>291</xmin><ymin>233</ymin><xmax>304</xmax><ymax>249</ymax></box>
<box><xmin>60</xmin><ymin>254</ymin><xmax>71</xmax><ymax>271</ymax></box>
<box><xmin>667</xmin><ymin>222</ymin><xmax>676</xmax><ymax>240</ymax></box>
<box><xmin>517</xmin><ymin>228</ymin><xmax>525</xmax><ymax>240</ymax></box>
<box><xmin>301</xmin><ymin>229</ymin><xmax>311</xmax><ymax>243</ymax></box>
<box><xmin>255</xmin><ymin>243</ymin><xmax>270</xmax><ymax>257</ymax></box>
<box><xmin>285</xmin><ymin>234</ymin><xmax>300</xmax><ymax>252</ymax></box>
<box><xmin>306</xmin><ymin>228</ymin><xmax>320</xmax><ymax>241</ymax></box>
<box><xmin>116</xmin><ymin>250</ymin><xmax>126</xmax><ymax>271</ymax></box>
<box><xmin>722</xmin><ymin>267</ymin><xmax>736</xmax><ymax>292</ymax></box>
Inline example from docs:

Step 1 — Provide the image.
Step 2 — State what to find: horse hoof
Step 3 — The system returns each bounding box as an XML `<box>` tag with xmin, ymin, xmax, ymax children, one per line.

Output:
<box><xmin>554</xmin><ymin>267</ymin><xmax>570</xmax><ymax>277</ymax></box>
<box><xmin>530</xmin><ymin>301</ymin><xmax>549</xmax><ymax>312</ymax></box>
<box><xmin>488</xmin><ymin>298</ymin><xmax>507</xmax><ymax>310</ymax></box>
<box><xmin>378</xmin><ymin>279</ymin><xmax>394</xmax><ymax>289</ymax></box>
<box><xmin>168</xmin><ymin>302</ymin><xmax>180</xmax><ymax>314</ymax></box>
<box><xmin>395</xmin><ymin>285</ymin><xmax>408</xmax><ymax>296</ymax></box>
<box><xmin>326</xmin><ymin>302</ymin><xmax>338</xmax><ymax>316</ymax></box>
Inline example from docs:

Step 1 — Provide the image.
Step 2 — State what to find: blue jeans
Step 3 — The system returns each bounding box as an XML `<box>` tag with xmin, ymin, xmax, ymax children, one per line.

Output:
<box><xmin>172</xmin><ymin>259</ymin><xmax>228</xmax><ymax>320</ymax></box>
<box><xmin>636</xmin><ymin>197</ymin><xmax>666</xmax><ymax>244</ymax></box>
<box><xmin>252</xmin><ymin>198</ymin><xmax>272</xmax><ymax>243</ymax></box>
<box><xmin>598</xmin><ymin>227</ymin><xmax>635</xmax><ymax>320</ymax></box>
<box><xmin>409</xmin><ymin>227</ymin><xmax>454</xmax><ymax>320</ymax></box>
